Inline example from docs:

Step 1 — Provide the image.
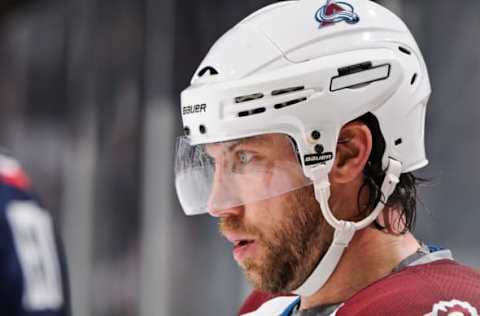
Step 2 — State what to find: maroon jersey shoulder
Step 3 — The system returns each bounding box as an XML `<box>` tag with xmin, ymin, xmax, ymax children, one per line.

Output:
<box><xmin>337</xmin><ymin>259</ymin><xmax>480</xmax><ymax>316</ymax></box>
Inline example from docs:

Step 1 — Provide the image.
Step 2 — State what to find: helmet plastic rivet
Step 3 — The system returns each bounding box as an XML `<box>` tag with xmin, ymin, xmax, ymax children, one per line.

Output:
<box><xmin>184</xmin><ymin>126</ymin><xmax>190</xmax><ymax>136</ymax></box>
<box><xmin>315</xmin><ymin>144</ymin><xmax>324</xmax><ymax>154</ymax></box>
<box><xmin>311</xmin><ymin>130</ymin><xmax>321</xmax><ymax>140</ymax></box>
<box><xmin>199</xmin><ymin>125</ymin><xmax>207</xmax><ymax>134</ymax></box>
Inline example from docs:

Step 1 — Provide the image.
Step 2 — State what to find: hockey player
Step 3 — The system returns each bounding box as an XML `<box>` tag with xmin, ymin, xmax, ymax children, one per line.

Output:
<box><xmin>174</xmin><ymin>0</ymin><xmax>480</xmax><ymax>315</ymax></box>
<box><xmin>0</xmin><ymin>153</ymin><xmax>70</xmax><ymax>315</ymax></box>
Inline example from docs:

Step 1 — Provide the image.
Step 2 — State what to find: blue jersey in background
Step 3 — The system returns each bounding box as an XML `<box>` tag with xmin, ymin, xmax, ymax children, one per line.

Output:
<box><xmin>0</xmin><ymin>153</ymin><xmax>70</xmax><ymax>316</ymax></box>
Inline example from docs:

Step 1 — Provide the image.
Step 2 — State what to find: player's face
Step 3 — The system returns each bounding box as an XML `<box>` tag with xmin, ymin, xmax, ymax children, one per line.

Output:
<box><xmin>206</xmin><ymin>134</ymin><xmax>333</xmax><ymax>292</ymax></box>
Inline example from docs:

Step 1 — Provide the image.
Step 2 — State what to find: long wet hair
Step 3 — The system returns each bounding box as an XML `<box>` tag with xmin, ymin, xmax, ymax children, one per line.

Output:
<box><xmin>356</xmin><ymin>112</ymin><xmax>424</xmax><ymax>233</ymax></box>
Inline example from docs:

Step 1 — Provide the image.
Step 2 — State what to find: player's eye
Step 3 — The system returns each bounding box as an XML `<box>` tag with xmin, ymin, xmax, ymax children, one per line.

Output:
<box><xmin>238</xmin><ymin>151</ymin><xmax>254</xmax><ymax>165</ymax></box>
<box><xmin>230</xmin><ymin>151</ymin><xmax>258</xmax><ymax>174</ymax></box>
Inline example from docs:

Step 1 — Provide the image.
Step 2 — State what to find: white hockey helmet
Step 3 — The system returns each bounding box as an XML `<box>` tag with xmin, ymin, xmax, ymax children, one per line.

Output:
<box><xmin>175</xmin><ymin>0</ymin><xmax>430</xmax><ymax>295</ymax></box>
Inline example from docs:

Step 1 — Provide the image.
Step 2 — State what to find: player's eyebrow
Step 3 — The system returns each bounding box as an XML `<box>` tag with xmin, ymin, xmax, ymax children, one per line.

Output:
<box><xmin>226</xmin><ymin>136</ymin><xmax>269</xmax><ymax>152</ymax></box>
<box><xmin>206</xmin><ymin>135</ymin><xmax>270</xmax><ymax>157</ymax></box>
<box><xmin>227</xmin><ymin>137</ymin><xmax>266</xmax><ymax>151</ymax></box>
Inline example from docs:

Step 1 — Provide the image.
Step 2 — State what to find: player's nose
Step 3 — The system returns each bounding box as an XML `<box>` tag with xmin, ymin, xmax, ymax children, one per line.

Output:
<box><xmin>207</xmin><ymin>169</ymin><xmax>243</xmax><ymax>217</ymax></box>
<box><xmin>208</xmin><ymin>201</ymin><xmax>244</xmax><ymax>218</ymax></box>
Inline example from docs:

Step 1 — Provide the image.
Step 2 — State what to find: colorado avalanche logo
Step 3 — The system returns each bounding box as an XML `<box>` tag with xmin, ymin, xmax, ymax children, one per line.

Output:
<box><xmin>315</xmin><ymin>0</ymin><xmax>359</xmax><ymax>27</ymax></box>
<box><xmin>427</xmin><ymin>299</ymin><xmax>478</xmax><ymax>316</ymax></box>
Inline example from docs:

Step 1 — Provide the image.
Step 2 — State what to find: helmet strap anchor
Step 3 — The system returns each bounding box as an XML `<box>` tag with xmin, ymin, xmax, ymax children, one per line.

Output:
<box><xmin>294</xmin><ymin>158</ymin><xmax>401</xmax><ymax>296</ymax></box>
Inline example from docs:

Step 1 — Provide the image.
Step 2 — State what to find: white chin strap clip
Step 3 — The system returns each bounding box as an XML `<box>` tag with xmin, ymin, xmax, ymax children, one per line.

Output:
<box><xmin>293</xmin><ymin>158</ymin><xmax>402</xmax><ymax>297</ymax></box>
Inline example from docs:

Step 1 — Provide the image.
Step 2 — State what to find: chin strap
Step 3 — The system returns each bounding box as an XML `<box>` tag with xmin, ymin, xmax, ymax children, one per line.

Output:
<box><xmin>293</xmin><ymin>158</ymin><xmax>402</xmax><ymax>297</ymax></box>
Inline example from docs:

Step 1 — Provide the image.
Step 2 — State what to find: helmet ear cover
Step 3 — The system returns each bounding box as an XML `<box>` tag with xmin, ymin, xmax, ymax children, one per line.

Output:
<box><xmin>299</xmin><ymin>111</ymin><xmax>417</xmax><ymax>234</ymax></box>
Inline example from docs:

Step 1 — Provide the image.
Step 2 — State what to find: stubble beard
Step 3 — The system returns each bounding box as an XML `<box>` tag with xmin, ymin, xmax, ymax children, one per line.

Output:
<box><xmin>220</xmin><ymin>186</ymin><xmax>332</xmax><ymax>293</ymax></box>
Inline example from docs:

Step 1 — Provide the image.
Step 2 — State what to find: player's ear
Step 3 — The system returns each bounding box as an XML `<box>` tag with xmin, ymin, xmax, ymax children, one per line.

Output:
<box><xmin>330</xmin><ymin>121</ymin><xmax>372</xmax><ymax>184</ymax></box>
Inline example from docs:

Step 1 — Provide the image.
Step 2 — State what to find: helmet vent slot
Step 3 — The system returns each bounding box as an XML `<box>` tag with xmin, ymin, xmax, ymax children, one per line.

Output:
<box><xmin>410</xmin><ymin>73</ymin><xmax>417</xmax><ymax>85</ymax></box>
<box><xmin>399</xmin><ymin>46</ymin><xmax>411</xmax><ymax>55</ymax></box>
<box><xmin>235</xmin><ymin>93</ymin><xmax>264</xmax><ymax>104</ymax></box>
<box><xmin>338</xmin><ymin>62</ymin><xmax>372</xmax><ymax>76</ymax></box>
<box><xmin>238</xmin><ymin>107</ymin><xmax>266</xmax><ymax>117</ymax></box>
<box><xmin>274</xmin><ymin>97</ymin><xmax>307</xmax><ymax>110</ymax></box>
<box><xmin>271</xmin><ymin>86</ymin><xmax>305</xmax><ymax>96</ymax></box>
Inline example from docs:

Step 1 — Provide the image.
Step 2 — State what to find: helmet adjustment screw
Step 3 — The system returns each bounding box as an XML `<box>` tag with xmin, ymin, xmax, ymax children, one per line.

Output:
<box><xmin>311</xmin><ymin>130</ymin><xmax>321</xmax><ymax>140</ymax></box>
<box><xmin>184</xmin><ymin>126</ymin><xmax>190</xmax><ymax>136</ymax></box>
<box><xmin>315</xmin><ymin>144</ymin><xmax>324</xmax><ymax>154</ymax></box>
<box><xmin>199</xmin><ymin>125</ymin><xmax>207</xmax><ymax>134</ymax></box>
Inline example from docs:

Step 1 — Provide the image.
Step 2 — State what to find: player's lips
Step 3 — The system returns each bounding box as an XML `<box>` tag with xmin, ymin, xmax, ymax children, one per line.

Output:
<box><xmin>223</xmin><ymin>233</ymin><xmax>257</xmax><ymax>262</ymax></box>
<box><xmin>233</xmin><ymin>239</ymin><xmax>256</xmax><ymax>262</ymax></box>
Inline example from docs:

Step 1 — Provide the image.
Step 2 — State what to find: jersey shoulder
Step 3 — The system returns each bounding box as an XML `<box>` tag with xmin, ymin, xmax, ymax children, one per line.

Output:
<box><xmin>0</xmin><ymin>153</ymin><xmax>31</xmax><ymax>192</ymax></box>
<box><xmin>0</xmin><ymin>153</ymin><xmax>35</xmax><ymax>241</ymax></box>
<box><xmin>0</xmin><ymin>153</ymin><xmax>70</xmax><ymax>316</ymax></box>
<box><xmin>0</xmin><ymin>153</ymin><xmax>36</xmax><ymax>239</ymax></box>
<box><xmin>337</xmin><ymin>259</ymin><xmax>480</xmax><ymax>316</ymax></box>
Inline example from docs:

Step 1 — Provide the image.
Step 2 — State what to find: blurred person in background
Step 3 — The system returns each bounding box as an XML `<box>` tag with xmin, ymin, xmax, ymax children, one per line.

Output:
<box><xmin>174</xmin><ymin>0</ymin><xmax>480</xmax><ymax>315</ymax></box>
<box><xmin>0</xmin><ymin>152</ymin><xmax>70</xmax><ymax>316</ymax></box>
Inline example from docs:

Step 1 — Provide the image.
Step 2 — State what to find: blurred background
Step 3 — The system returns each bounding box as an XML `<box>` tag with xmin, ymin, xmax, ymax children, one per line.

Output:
<box><xmin>0</xmin><ymin>0</ymin><xmax>478</xmax><ymax>315</ymax></box>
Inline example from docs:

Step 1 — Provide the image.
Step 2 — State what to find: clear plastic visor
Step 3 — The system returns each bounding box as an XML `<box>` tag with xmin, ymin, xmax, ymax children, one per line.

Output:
<box><xmin>175</xmin><ymin>133</ymin><xmax>313</xmax><ymax>215</ymax></box>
